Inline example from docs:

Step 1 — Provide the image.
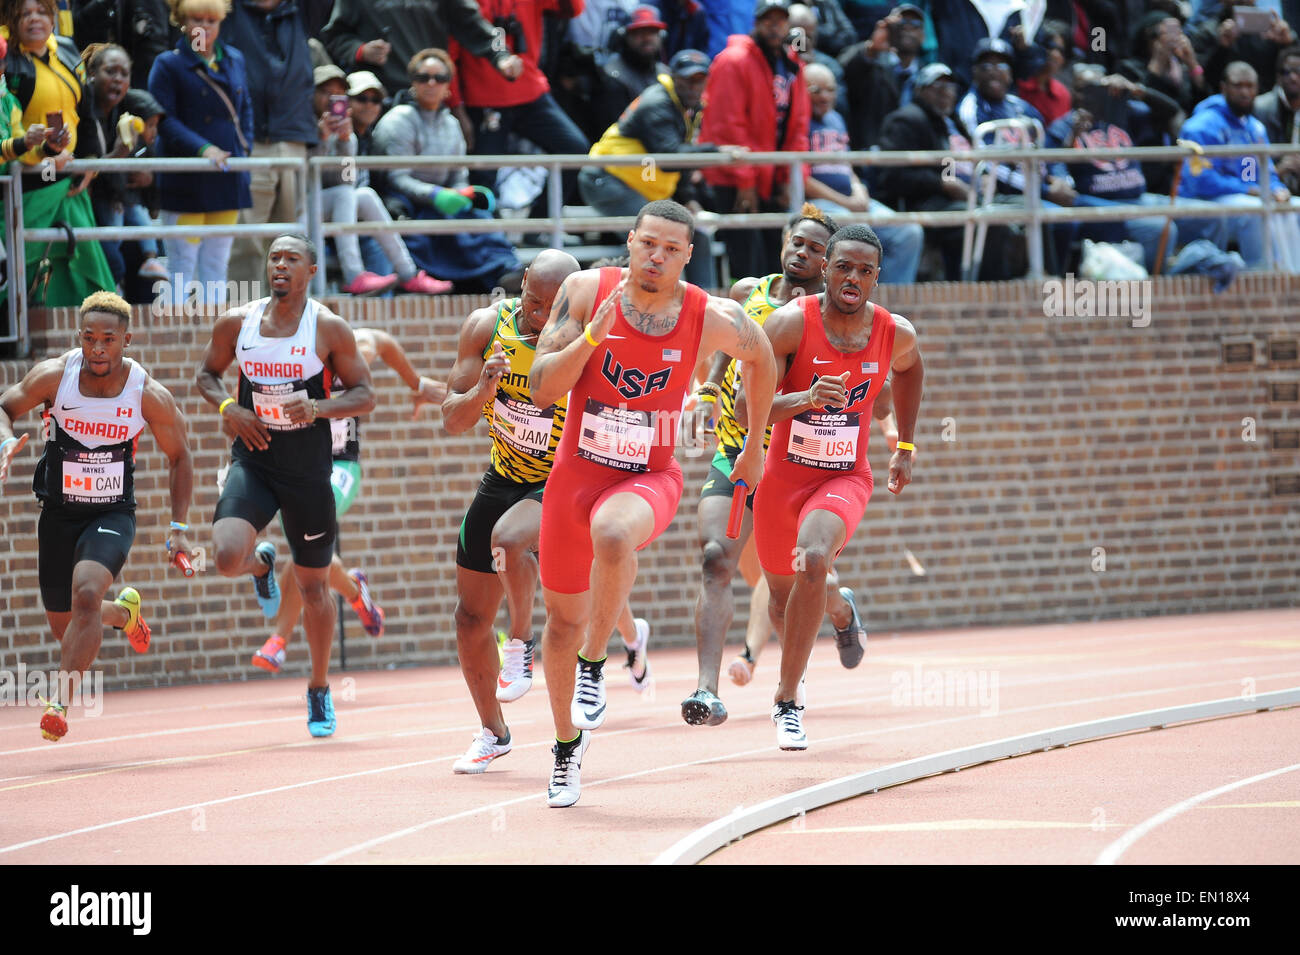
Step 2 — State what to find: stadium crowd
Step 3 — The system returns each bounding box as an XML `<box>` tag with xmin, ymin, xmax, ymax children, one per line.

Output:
<box><xmin>1</xmin><ymin>0</ymin><xmax>1299</xmax><ymax>309</ymax></box>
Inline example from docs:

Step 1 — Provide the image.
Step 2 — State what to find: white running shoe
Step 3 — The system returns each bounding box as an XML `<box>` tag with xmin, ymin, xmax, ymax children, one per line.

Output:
<box><xmin>547</xmin><ymin>731</ymin><xmax>591</xmax><ymax>807</ymax></box>
<box><xmin>571</xmin><ymin>658</ymin><xmax>607</xmax><ymax>729</ymax></box>
<box><xmin>772</xmin><ymin>700</ymin><xmax>808</xmax><ymax>751</ymax></box>
<box><xmin>496</xmin><ymin>638</ymin><xmax>535</xmax><ymax>703</ymax></box>
<box><xmin>624</xmin><ymin>618</ymin><xmax>651</xmax><ymax>692</ymax></box>
<box><xmin>452</xmin><ymin>727</ymin><xmax>512</xmax><ymax>774</ymax></box>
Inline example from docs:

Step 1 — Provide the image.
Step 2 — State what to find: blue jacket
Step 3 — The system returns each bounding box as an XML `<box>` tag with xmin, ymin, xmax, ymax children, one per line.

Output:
<box><xmin>1177</xmin><ymin>94</ymin><xmax>1284</xmax><ymax>200</ymax></box>
<box><xmin>219</xmin><ymin>0</ymin><xmax>317</xmax><ymax>145</ymax></box>
<box><xmin>148</xmin><ymin>38</ymin><xmax>254</xmax><ymax>213</ymax></box>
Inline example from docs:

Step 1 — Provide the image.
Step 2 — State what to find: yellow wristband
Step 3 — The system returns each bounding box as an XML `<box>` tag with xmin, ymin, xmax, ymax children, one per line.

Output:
<box><xmin>218</xmin><ymin>397</ymin><xmax>236</xmax><ymax>415</ymax></box>
<box><xmin>896</xmin><ymin>441</ymin><xmax>915</xmax><ymax>452</ymax></box>
<box><xmin>583</xmin><ymin>325</ymin><xmax>600</xmax><ymax>348</ymax></box>
<box><xmin>697</xmin><ymin>393</ymin><xmax>717</xmax><ymax>404</ymax></box>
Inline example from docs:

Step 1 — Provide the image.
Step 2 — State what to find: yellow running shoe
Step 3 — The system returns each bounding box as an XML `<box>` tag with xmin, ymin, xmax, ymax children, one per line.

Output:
<box><xmin>115</xmin><ymin>587</ymin><xmax>151</xmax><ymax>653</ymax></box>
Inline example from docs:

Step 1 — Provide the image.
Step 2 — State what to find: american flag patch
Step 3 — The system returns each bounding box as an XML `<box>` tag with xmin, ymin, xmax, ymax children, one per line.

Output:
<box><xmin>663</xmin><ymin>348</ymin><xmax>682</xmax><ymax>362</ymax></box>
<box><xmin>582</xmin><ymin>428</ymin><xmax>611</xmax><ymax>452</ymax></box>
<box><xmin>792</xmin><ymin>434</ymin><xmax>821</xmax><ymax>454</ymax></box>
<box><xmin>861</xmin><ymin>362</ymin><xmax>879</xmax><ymax>374</ymax></box>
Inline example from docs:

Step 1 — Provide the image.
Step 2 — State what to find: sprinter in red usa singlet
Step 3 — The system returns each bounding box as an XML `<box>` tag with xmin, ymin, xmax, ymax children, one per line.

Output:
<box><xmin>754</xmin><ymin>224</ymin><xmax>924</xmax><ymax>752</ymax></box>
<box><xmin>529</xmin><ymin>199</ymin><xmax>778</xmax><ymax>808</ymax></box>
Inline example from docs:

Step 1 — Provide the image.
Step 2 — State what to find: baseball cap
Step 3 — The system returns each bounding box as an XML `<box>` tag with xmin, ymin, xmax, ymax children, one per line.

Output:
<box><xmin>626</xmin><ymin>5</ymin><xmax>667</xmax><ymax>31</ymax></box>
<box><xmin>891</xmin><ymin>3</ymin><xmax>924</xmax><ymax>20</ymax></box>
<box><xmin>669</xmin><ymin>49</ymin><xmax>711</xmax><ymax>77</ymax></box>
<box><xmin>754</xmin><ymin>0</ymin><xmax>792</xmax><ymax>20</ymax></box>
<box><xmin>346</xmin><ymin>70</ymin><xmax>388</xmax><ymax>98</ymax></box>
<box><xmin>973</xmin><ymin>37</ymin><xmax>1015</xmax><ymax>63</ymax></box>
<box><xmin>914</xmin><ymin>62</ymin><xmax>957</xmax><ymax>89</ymax></box>
<box><xmin>313</xmin><ymin>63</ymin><xmax>347</xmax><ymax>88</ymax></box>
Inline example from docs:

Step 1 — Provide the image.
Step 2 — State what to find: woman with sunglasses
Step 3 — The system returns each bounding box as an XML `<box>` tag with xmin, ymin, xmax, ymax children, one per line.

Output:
<box><xmin>371</xmin><ymin>48</ymin><xmax>522</xmax><ymax>293</ymax></box>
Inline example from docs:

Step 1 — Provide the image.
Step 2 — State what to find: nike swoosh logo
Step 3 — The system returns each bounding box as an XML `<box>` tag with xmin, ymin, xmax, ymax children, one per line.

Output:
<box><xmin>826</xmin><ymin>494</ymin><xmax>850</xmax><ymax>503</ymax></box>
<box><xmin>633</xmin><ymin>483</ymin><xmax>658</xmax><ymax>496</ymax></box>
<box><xmin>60</xmin><ymin>404</ymin><xmax>83</xmax><ymax>411</ymax></box>
<box><xmin>585</xmin><ymin>703</ymin><xmax>607</xmax><ymax>720</ymax></box>
<box><xmin>97</xmin><ymin>527</ymin><xmax>121</xmax><ymax>535</ymax></box>
<box><xmin>239</xmin><ymin>344</ymin><xmax>256</xmax><ymax>351</ymax></box>
<box><xmin>304</xmin><ymin>532</ymin><xmax>326</xmax><ymax>541</ymax></box>
<box><xmin>812</xmin><ymin>358</ymin><xmax>832</xmax><ymax>365</ymax></box>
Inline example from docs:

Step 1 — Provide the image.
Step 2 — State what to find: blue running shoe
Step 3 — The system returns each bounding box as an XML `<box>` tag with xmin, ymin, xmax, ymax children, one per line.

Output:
<box><xmin>252</xmin><ymin>541</ymin><xmax>280</xmax><ymax>619</ymax></box>
<box><xmin>307</xmin><ymin>685</ymin><xmax>336</xmax><ymax>737</ymax></box>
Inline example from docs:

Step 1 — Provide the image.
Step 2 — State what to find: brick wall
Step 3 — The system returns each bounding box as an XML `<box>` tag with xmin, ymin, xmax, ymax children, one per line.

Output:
<box><xmin>3</xmin><ymin>276</ymin><xmax>1298</xmax><ymax>689</ymax></box>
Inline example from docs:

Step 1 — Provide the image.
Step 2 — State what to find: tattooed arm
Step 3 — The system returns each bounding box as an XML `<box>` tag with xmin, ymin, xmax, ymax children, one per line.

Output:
<box><xmin>530</xmin><ymin>270</ymin><xmax>603</xmax><ymax>411</ymax></box>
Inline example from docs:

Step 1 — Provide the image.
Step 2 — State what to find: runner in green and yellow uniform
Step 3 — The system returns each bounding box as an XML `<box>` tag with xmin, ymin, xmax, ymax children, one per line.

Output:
<box><xmin>442</xmin><ymin>251</ymin><xmax>654</xmax><ymax>774</ymax></box>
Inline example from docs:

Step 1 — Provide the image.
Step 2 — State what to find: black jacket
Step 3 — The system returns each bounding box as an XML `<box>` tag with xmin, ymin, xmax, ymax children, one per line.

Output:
<box><xmin>874</xmin><ymin>99</ymin><xmax>972</xmax><ymax>210</ymax></box>
<box><xmin>611</xmin><ymin>80</ymin><xmax>717</xmax><ymax>204</ymax></box>
<box><xmin>321</xmin><ymin>0</ymin><xmax>509</xmax><ymax>98</ymax></box>
<box><xmin>72</xmin><ymin>0</ymin><xmax>174</xmax><ymax>90</ymax></box>
<box><xmin>220</xmin><ymin>0</ymin><xmax>317</xmax><ymax>144</ymax></box>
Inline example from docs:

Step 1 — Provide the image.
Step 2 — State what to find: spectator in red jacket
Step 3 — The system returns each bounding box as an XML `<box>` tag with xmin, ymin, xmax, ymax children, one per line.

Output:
<box><xmin>451</xmin><ymin>0</ymin><xmax>590</xmax><ymax>218</ymax></box>
<box><xmin>698</xmin><ymin>0</ymin><xmax>811</xmax><ymax>281</ymax></box>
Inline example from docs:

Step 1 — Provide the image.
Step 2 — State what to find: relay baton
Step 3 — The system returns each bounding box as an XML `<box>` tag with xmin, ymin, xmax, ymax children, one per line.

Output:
<box><xmin>172</xmin><ymin>549</ymin><xmax>195</xmax><ymax>577</ymax></box>
<box><xmin>726</xmin><ymin>480</ymin><xmax>747</xmax><ymax>539</ymax></box>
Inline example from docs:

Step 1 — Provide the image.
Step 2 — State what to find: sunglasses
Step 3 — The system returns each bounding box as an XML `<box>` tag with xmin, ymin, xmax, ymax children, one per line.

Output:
<box><xmin>352</xmin><ymin>93</ymin><xmax>384</xmax><ymax>104</ymax></box>
<box><xmin>412</xmin><ymin>72</ymin><xmax>451</xmax><ymax>85</ymax></box>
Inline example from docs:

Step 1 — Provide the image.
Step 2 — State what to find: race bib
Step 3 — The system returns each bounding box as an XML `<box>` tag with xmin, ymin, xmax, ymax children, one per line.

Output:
<box><xmin>330</xmin><ymin>417</ymin><xmax>352</xmax><ymax>455</ymax></box>
<box><xmin>787</xmin><ymin>410</ymin><xmax>860</xmax><ymax>470</ymax></box>
<box><xmin>493</xmin><ymin>394</ymin><xmax>554</xmax><ymax>458</ymax></box>
<box><xmin>250</xmin><ymin>382</ymin><xmax>309</xmax><ymax>431</ymax></box>
<box><xmin>575</xmin><ymin>398</ymin><xmax>654</xmax><ymax>472</ymax></box>
<box><xmin>62</xmin><ymin>447</ymin><xmax>127</xmax><ymax>503</ymax></box>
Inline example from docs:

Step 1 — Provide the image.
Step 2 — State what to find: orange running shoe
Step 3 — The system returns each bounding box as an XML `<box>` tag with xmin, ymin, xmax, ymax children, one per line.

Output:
<box><xmin>252</xmin><ymin>634</ymin><xmax>287</xmax><ymax>673</ymax></box>
<box><xmin>39</xmin><ymin>699</ymin><xmax>67</xmax><ymax>742</ymax></box>
<box><xmin>115</xmin><ymin>587</ymin><xmax>150</xmax><ymax>653</ymax></box>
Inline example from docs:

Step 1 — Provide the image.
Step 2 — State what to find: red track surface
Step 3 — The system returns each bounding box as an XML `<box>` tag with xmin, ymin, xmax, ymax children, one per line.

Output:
<box><xmin>1</xmin><ymin>609</ymin><xmax>1296</xmax><ymax>865</ymax></box>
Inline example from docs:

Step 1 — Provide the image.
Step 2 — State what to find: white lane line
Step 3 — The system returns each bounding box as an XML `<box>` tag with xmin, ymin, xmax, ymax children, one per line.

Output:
<box><xmin>310</xmin><ymin>674</ymin><xmax>1300</xmax><ymax>865</ymax></box>
<box><xmin>2</xmin><ymin>672</ymin><xmax>1294</xmax><ymax>861</ymax></box>
<box><xmin>3</xmin><ymin>618</ymin><xmax>1279</xmax><ymax>733</ymax></box>
<box><xmin>0</xmin><ymin>721</ymin><xmax>534</xmax><ymax>793</ymax></box>
<box><xmin>6</xmin><ymin>650</ymin><xmax>1296</xmax><ymax>756</ymax></box>
<box><xmin>1094</xmin><ymin>762</ymin><xmax>1300</xmax><ymax>866</ymax></box>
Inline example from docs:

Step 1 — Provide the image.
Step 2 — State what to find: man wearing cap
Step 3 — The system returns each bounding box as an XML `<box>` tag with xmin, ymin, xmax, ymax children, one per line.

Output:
<box><xmin>594</xmin><ymin>5</ymin><xmax>670</xmax><ymax>132</ymax></box>
<box><xmin>581</xmin><ymin>49</ymin><xmax>721</xmax><ymax>288</ymax></box>
<box><xmin>958</xmin><ymin>36</ymin><xmax>1077</xmax><ymax>275</ymax></box>
<box><xmin>310</xmin><ymin>64</ymin><xmax>453</xmax><ymax>296</ymax></box>
<box><xmin>699</xmin><ymin>0</ymin><xmax>811</xmax><ymax>281</ymax></box>
<box><xmin>876</xmin><ymin>62</ymin><xmax>975</xmax><ymax>280</ymax></box>
<box><xmin>220</xmin><ymin>0</ymin><xmax>317</xmax><ymax>285</ymax></box>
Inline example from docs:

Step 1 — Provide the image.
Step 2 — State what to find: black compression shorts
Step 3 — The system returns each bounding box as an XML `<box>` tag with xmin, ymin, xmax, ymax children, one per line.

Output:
<box><xmin>38</xmin><ymin>507</ymin><xmax>136</xmax><ymax>613</ymax></box>
<box><xmin>213</xmin><ymin>458</ymin><xmax>337</xmax><ymax>568</ymax></box>
<box><xmin>455</xmin><ymin>468</ymin><xmax>546</xmax><ymax>574</ymax></box>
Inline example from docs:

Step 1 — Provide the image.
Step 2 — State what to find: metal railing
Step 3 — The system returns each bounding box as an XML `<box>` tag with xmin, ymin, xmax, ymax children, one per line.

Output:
<box><xmin>2</xmin><ymin>141</ymin><xmax>1296</xmax><ymax>344</ymax></box>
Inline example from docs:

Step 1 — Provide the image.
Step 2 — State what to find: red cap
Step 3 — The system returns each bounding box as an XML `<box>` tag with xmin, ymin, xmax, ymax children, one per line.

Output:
<box><xmin>0</xmin><ymin>35</ymin><xmax>8</xmax><ymax>61</ymax></box>
<box><xmin>626</xmin><ymin>5</ymin><xmax>668</xmax><ymax>31</ymax></box>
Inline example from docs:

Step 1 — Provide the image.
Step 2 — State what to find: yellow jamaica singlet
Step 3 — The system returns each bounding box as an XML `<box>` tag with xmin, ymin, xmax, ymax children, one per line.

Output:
<box><xmin>716</xmin><ymin>274</ymin><xmax>781</xmax><ymax>454</ymax></box>
<box><xmin>480</xmin><ymin>299</ymin><xmax>567</xmax><ymax>483</ymax></box>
